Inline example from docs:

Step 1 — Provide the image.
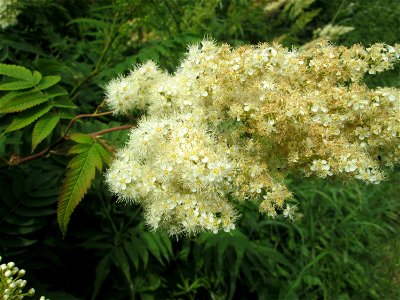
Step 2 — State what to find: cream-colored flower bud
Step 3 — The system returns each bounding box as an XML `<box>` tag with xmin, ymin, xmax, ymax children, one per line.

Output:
<box><xmin>4</xmin><ymin>270</ymin><xmax>12</xmax><ymax>278</ymax></box>
<box><xmin>27</xmin><ymin>288</ymin><xmax>35</xmax><ymax>296</ymax></box>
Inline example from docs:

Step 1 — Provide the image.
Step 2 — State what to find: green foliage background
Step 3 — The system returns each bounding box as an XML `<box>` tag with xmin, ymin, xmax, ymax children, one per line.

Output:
<box><xmin>0</xmin><ymin>0</ymin><xmax>399</xmax><ymax>299</ymax></box>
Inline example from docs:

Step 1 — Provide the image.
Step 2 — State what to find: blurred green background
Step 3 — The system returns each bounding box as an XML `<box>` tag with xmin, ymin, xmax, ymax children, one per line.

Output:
<box><xmin>0</xmin><ymin>0</ymin><xmax>399</xmax><ymax>299</ymax></box>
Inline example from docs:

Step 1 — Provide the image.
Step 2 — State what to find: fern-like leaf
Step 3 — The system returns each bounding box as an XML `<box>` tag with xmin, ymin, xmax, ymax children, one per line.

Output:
<box><xmin>37</xmin><ymin>75</ymin><xmax>61</xmax><ymax>90</ymax></box>
<box><xmin>57</xmin><ymin>136</ymin><xmax>109</xmax><ymax>236</ymax></box>
<box><xmin>31</xmin><ymin>71</ymin><xmax>42</xmax><ymax>85</ymax></box>
<box><xmin>5</xmin><ymin>103</ymin><xmax>52</xmax><ymax>133</ymax></box>
<box><xmin>0</xmin><ymin>63</ymin><xmax>32</xmax><ymax>80</ymax></box>
<box><xmin>67</xmin><ymin>18</ymin><xmax>107</xmax><ymax>29</ymax></box>
<box><xmin>0</xmin><ymin>67</ymin><xmax>42</xmax><ymax>91</ymax></box>
<box><xmin>31</xmin><ymin>112</ymin><xmax>60</xmax><ymax>151</ymax></box>
<box><xmin>0</xmin><ymin>80</ymin><xmax>37</xmax><ymax>91</ymax></box>
<box><xmin>0</xmin><ymin>91</ymin><xmax>49</xmax><ymax>113</ymax></box>
<box><xmin>130</xmin><ymin>236</ymin><xmax>149</xmax><ymax>268</ymax></box>
<box><xmin>0</xmin><ymin>91</ymin><xmax>19</xmax><ymax>102</ymax></box>
<box><xmin>70</xmin><ymin>133</ymin><xmax>96</xmax><ymax>144</ymax></box>
<box><xmin>45</xmin><ymin>85</ymin><xmax>68</xmax><ymax>98</ymax></box>
<box><xmin>92</xmin><ymin>254</ymin><xmax>111</xmax><ymax>300</ymax></box>
<box><xmin>94</xmin><ymin>142</ymin><xmax>112</xmax><ymax>165</ymax></box>
<box><xmin>140</xmin><ymin>232</ymin><xmax>166</xmax><ymax>265</ymax></box>
<box><xmin>52</xmin><ymin>96</ymin><xmax>77</xmax><ymax>109</ymax></box>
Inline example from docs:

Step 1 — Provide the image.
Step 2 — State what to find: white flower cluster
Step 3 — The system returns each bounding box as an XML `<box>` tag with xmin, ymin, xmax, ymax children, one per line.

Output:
<box><xmin>106</xmin><ymin>113</ymin><xmax>238</xmax><ymax>235</ymax></box>
<box><xmin>105</xmin><ymin>61</ymin><xmax>166</xmax><ymax>114</ymax></box>
<box><xmin>105</xmin><ymin>39</ymin><xmax>400</xmax><ymax>235</ymax></box>
<box><xmin>0</xmin><ymin>0</ymin><xmax>20</xmax><ymax>29</ymax></box>
<box><xmin>0</xmin><ymin>256</ymin><xmax>47</xmax><ymax>300</ymax></box>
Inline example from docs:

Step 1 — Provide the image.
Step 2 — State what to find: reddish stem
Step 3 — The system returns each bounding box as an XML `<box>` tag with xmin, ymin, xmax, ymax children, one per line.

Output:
<box><xmin>8</xmin><ymin>124</ymin><xmax>133</xmax><ymax>166</ymax></box>
<box><xmin>89</xmin><ymin>125</ymin><xmax>133</xmax><ymax>137</ymax></box>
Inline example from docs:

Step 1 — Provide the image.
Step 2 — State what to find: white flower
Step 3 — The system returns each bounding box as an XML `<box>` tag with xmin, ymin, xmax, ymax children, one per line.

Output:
<box><xmin>283</xmin><ymin>204</ymin><xmax>296</xmax><ymax>220</ymax></box>
<box><xmin>355</xmin><ymin>127</ymin><xmax>371</xmax><ymax>140</ymax></box>
<box><xmin>265</xmin><ymin>119</ymin><xmax>276</xmax><ymax>133</ymax></box>
<box><xmin>311</xmin><ymin>104</ymin><xmax>319</xmax><ymax>113</ymax></box>
<box><xmin>355</xmin><ymin>168</ymin><xmax>381</xmax><ymax>184</ymax></box>
<box><xmin>344</xmin><ymin>159</ymin><xmax>357</xmax><ymax>172</ymax></box>
<box><xmin>247</xmin><ymin>68</ymin><xmax>255</xmax><ymax>75</ymax></box>
<box><xmin>310</xmin><ymin>160</ymin><xmax>333</xmax><ymax>177</ymax></box>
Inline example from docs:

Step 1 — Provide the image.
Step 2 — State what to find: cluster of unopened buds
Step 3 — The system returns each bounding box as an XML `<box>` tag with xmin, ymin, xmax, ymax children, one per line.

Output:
<box><xmin>105</xmin><ymin>39</ymin><xmax>400</xmax><ymax>236</ymax></box>
<box><xmin>0</xmin><ymin>257</ymin><xmax>47</xmax><ymax>300</ymax></box>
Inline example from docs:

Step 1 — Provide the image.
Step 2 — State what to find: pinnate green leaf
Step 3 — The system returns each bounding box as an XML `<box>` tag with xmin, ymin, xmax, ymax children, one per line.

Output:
<box><xmin>0</xmin><ymin>67</ymin><xmax>42</xmax><ymax>91</ymax></box>
<box><xmin>45</xmin><ymin>85</ymin><xmax>68</xmax><ymax>98</ymax></box>
<box><xmin>31</xmin><ymin>71</ymin><xmax>42</xmax><ymax>84</ymax></box>
<box><xmin>140</xmin><ymin>232</ymin><xmax>165</xmax><ymax>265</ymax></box>
<box><xmin>131</xmin><ymin>236</ymin><xmax>149</xmax><ymax>268</ymax></box>
<box><xmin>92</xmin><ymin>254</ymin><xmax>111</xmax><ymax>300</ymax></box>
<box><xmin>0</xmin><ymin>91</ymin><xmax>49</xmax><ymax>113</ymax></box>
<box><xmin>58</xmin><ymin>110</ymin><xmax>75</xmax><ymax>120</ymax></box>
<box><xmin>70</xmin><ymin>133</ymin><xmax>95</xmax><ymax>144</ymax></box>
<box><xmin>52</xmin><ymin>96</ymin><xmax>76</xmax><ymax>109</ymax></box>
<box><xmin>159</xmin><ymin>233</ymin><xmax>173</xmax><ymax>257</ymax></box>
<box><xmin>67</xmin><ymin>18</ymin><xmax>107</xmax><ymax>29</ymax></box>
<box><xmin>68</xmin><ymin>143</ymin><xmax>92</xmax><ymax>155</ymax></box>
<box><xmin>0</xmin><ymin>63</ymin><xmax>32</xmax><ymax>80</ymax></box>
<box><xmin>0</xmin><ymin>91</ymin><xmax>18</xmax><ymax>103</ymax></box>
<box><xmin>94</xmin><ymin>142</ymin><xmax>112</xmax><ymax>165</ymax></box>
<box><xmin>124</xmin><ymin>241</ymin><xmax>139</xmax><ymax>270</ymax></box>
<box><xmin>37</xmin><ymin>75</ymin><xmax>61</xmax><ymax>90</ymax></box>
<box><xmin>57</xmin><ymin>138</ymin><xmax>110</xmax><ymax>236</ymax></box>
<box><xmin>32</xmin><ymin>112</ymin><xmax>60</xmax><ymax>151</ymax></box>
<box><xmin>112</xmin><ymin>247</ymin><xmax>132</xmax><ymax>288</ymax></box>
<box><xmin>0</xmin><ymin>236</ymin><xmax>37</xmax><ymax>247</ymax></box>
<box><xmin>0</xmin><ymin>80</ymin><xmax>37</xmax><ymax>91</ymax></box>
<box><xmin>5</xmin><ymin>103</ymin><xmax>52</xmax><ymax>133</ymax></box>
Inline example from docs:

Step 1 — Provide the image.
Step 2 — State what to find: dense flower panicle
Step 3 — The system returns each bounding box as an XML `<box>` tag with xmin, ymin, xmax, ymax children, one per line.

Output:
<box><xmin>105</xmin><ymin>61</ymin><xmax>166</xmax><ymax>114</ymax></box>
<box><xmin>0</xmin><ymin>0</ymin><xmax>20</xmax><ymax>29</ymax></box>
<box><xmin>106</xmin><ymin>113</ymin><xmax>238</xmax><ymax>234</ymax></box>
<box><xmin>105</xmin><ymin>40</ymin><xmax>400</xmax><ymax>236</ymax></box>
